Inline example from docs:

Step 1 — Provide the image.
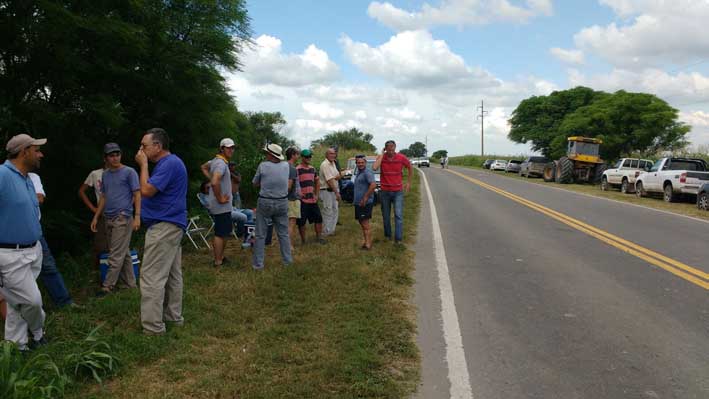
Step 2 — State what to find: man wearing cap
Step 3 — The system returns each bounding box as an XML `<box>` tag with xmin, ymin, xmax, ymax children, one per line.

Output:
<box><xmin>91</xmin><ymin>143</ymin><xmax>141</xmax><ymax>296</ymax></box>
<box><xmin>296</xmin><ymin>149</ymin><xmax>326</xmax><ymax>244</ymax></box>
<box><xmin>252</xmin><ymin>143</ymin><xmax>294</xmax><ymax>269</ymax></box>
<box><xmin>319</xmin><ymin>147</ymin><xmax>341</xmax><ymax>236</ymax></box>
<box><xmin>0</xmin><ymin>134</ymin><xmax>48</xmax><ymax>350</ymax></box>
<box><xmin>204</xmin><ymin>138</ymin><xmax>235</xmax><ymax>267</ymax></box>
<box><xmin>135</xmin><ymin>128</ymin><xmax>188</xmax><ymax>335</ymax></box>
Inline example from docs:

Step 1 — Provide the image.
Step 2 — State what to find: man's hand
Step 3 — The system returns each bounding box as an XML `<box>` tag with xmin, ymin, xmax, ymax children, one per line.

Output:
<box><xmin>358</xmin><ymin>197</ymin><xmax>367</xmax><ymax>207</ymax></box>
<box><xmin>218</xmin><ymin>194</ymin><xmax>230</xmax><ymax>204</ymax></box>
<box><xmin>135</xmin><ymin>149</ymin><xmax>148</xmax><ymax>167</ymax></box>
<box><xmin>404</xmin><ymin>182</ymin><xmax>411</xmax><ymax>192</ymax></box>
<box><xmin>132</xmin><ymin>218</ymin><xmax>141</xmax><ymax>231</ymax></box>
<box><xmin>90</xmin><ymin>217</ymin><xmax>98</xmax><ymax>233</ymax></box>
<box><xmin>336</xmin><ymin>192</ymin><xmax>341</xmax><ymax>202</ymax></box>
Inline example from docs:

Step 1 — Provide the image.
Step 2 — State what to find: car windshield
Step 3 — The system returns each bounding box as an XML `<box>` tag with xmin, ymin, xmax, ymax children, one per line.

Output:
<box><xmin>668</xmin><ymin>160</ymin><xmax>706</xmax><ymax>171</ymax></box>
<box><xmin>529</xmin><ymin>157</ymin><xmax>547</xmax><ymax>163</ymax></box>
<box><xmin>509</xmin><ymin>160</ymin><xmax>521</xmax><ymax>164</ymax></box>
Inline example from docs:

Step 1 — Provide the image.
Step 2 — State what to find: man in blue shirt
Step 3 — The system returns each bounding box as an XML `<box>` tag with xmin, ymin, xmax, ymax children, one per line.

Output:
<box><xmin>135</xmin><ymin>128</ymin><xmax>187</xmax><ymax>335</ymax></box>
<box><xmin>0</xmin><ymin>133</ymin><xmax>48</xmax><ymax>351</ymax></box>
<box><xmin>353</xmin><ymin>155</ymin><xmax>377</xmax><ymax>250</ymax></box>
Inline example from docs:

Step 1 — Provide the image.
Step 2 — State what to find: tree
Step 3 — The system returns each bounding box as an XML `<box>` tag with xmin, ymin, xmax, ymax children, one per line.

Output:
<box><xmin>508</xmin><ymin>87</ymin><xmax>690</xmax><ymax>161</ymax></box>
<box><xmin>399</xmin><ymin>148</ymin><xmax>413</xmax><ymax>158</ymax></box>
<box><xmin>407</xmin><ymin>141</ymin><xmax>427</xmax><ymax>158</ymax></box>
<box><xmin>310</xmin><ymin>128</ymin><xmax>376</xmax><ymax>152</ymax></box>
<box><xmin>432</xmin><ymin>150</ymin><xmax>448</xmax><ymax>160</ymax></box>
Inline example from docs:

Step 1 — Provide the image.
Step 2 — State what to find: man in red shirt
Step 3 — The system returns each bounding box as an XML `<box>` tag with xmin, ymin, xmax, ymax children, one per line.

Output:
<box><xmin>373</xmin><ymin>140</ymin><xmax>413</xmax><ymax>244</ymax></box>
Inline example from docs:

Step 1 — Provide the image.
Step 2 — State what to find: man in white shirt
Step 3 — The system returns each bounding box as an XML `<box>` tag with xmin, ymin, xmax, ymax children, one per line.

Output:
<box><xmin>319</xmin><ymin>148</ymin><xmax>341</xmax><ymax>236</ymax></box>
<box><xmin>79</xmin><ymin>162</ymin><xmax>109</xmax><ymax>267</ymax></box>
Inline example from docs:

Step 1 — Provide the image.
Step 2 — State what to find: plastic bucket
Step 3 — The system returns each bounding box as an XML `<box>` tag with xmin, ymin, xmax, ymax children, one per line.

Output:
<box><xmin>99</xmin><ymin>249</ymin><xmax>140</xmax><ymax>283</ymax></box>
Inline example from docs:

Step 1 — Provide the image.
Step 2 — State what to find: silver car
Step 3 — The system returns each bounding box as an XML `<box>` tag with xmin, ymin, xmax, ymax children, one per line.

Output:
<box><xmin>505</xmin><ymin>160</ymin><xmax>522</xmax><ymax>173</ymax></box>
<box><xmin>490</xmin><ymin>160</ymin><xmax>508</xmax><ymax>171</ymax></box>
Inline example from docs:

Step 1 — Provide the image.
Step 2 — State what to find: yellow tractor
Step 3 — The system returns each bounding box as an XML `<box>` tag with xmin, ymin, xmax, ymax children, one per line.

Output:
<box><xmin>543</xmin><ymin>137</ymin><xmax>607</xmax><ymax>184</ymax></box>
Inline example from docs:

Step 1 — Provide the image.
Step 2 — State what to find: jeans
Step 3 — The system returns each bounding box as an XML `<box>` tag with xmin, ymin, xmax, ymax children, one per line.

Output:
<box><xmin>253</xmin><ymin>198</ymin><xmax>291</xmax><ymax>269</ymax></box>
<box><xmin>39</xmin><ymin>236</ymin><xmax>73</xmax><ymax>307</ymax></box>
<box><xmin>232</xmin><ymin>208</ymin><xmax>254</xmax><ymax>237</ymax></box>
<box><xmin>380</xmin><ymin>190</ymin><xmax>404</xmax><ymax>241</ymax></box>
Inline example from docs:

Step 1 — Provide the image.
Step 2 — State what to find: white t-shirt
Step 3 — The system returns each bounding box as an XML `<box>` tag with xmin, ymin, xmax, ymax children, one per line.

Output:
<box><xmin>28</xmin><ymin>172</ymin><xmax>45</xmax><ymax>220</ymax></box>
<box><xmin>83</xmin><ymin>168</ymin><xmax>104</xmax><ymax>202</ymax></box>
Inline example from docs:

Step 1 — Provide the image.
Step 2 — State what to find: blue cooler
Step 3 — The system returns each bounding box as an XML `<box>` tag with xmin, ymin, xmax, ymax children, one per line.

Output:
<box><xmin>99</xmin><ymin>250</ymin><xmax>140</xmax><ymax>283</ymax></box>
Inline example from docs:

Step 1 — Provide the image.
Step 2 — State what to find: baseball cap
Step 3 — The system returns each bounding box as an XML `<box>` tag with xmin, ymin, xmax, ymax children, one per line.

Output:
<box><xmin>6</xmin><ymin>134</ymin><xmax>47</xmax><ymax>155</ymax></box>
<box><xmin>220</xmin><ymin>138</ymin><xmax>235</xmax><ymax>148</ymax></box>
<box><xmin>103</xmin><ymin>142</ymin><xmax>121</xmax><ymax>154</ymax></box>
<box><xmin>301</xmin><ymin>148</ymin><xmax>312</xmax><ymax>157</ymax></box>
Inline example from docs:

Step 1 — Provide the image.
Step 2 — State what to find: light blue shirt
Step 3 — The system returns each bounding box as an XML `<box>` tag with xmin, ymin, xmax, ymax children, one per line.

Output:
<box><xmin>0</xmin><ymin>160</ymin><xmax>42</xmax><ymax>245</ymax></box>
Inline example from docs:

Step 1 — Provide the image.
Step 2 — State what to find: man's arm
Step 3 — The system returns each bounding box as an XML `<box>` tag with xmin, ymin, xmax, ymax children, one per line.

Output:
<box><xmin>36</xmin><ymin>193</ymin><xmax>45</xmax><ymax>205</ymax></box>
<box><xmin>132</xmin><ymin>190</ymin><xmax>141</xmax><ymax>231</ymax></box>
<box><xmin>405</xmin><ymin>162</ymin><xmax>413</xmax><ymax>192</ymax></box>
<box><xmin>373</xmin><ymin>148</ymin><xmax>386</xmax><ymax>171</ymax></box>
<box><xmin>90</xmin><ymin>196</ymin><xmax>106</xmax><ymax>232</ymax></box>
<box><xmin>211</xmin><ymin>171</ymin><xmax>229</xmax><ymax>204</ymax></box>
<box><xmin>360</xmin><ymin>181</ymin><xmax>377</xmax><ymax>207</ymax></box>
<box><xmin>78</xmin><ymin>183</ymin><xmax>97</xmax><ymax>213</ymax></box>
<box><xmin>135</xmin><ymin>150</ymin><xmax>158</xmax><ymax>198</ymax></box>
<box><xmin>200</xmin><ymin>161</ymin><xmax>211</xmax><ymax>179</ymax></box>
<box><xmin>314</xmin><ymin>175</ymin><xmax>320</xmax><ymax>200</ymax></box>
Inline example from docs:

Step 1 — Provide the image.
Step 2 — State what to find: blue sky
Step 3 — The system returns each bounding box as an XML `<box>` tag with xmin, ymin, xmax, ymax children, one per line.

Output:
<box><xmin>229</xmin><ymin>1</ymin><xmax>709</xmax><ymax>156</ymax></box>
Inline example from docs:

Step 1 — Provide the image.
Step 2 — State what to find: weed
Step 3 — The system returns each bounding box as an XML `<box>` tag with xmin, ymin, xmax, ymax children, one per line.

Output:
<box><xmin>0</xmin><ymin>341</ymin><xmax>69</xmax><ymax>399</ymax></box>
<box><xmin>64</xmin><ymin>326</ymin><xmax>120</xmax><ymax>383</ymax></box>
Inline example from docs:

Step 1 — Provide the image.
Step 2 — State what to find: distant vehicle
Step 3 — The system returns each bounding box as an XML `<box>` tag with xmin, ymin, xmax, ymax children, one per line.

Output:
<box><xmin>341</xmin><ymin>156</ymin><xmax>380</xmax><ymax>204</ymax></box>
<box><xmin>698</xmin><ymin>182</ymin><xmax>709</xmax><ymax>210</ymax></box>
<box><xmin>418</xmin><ymin>157</ymin><xmax>430</xmax><ymax>167</ymax></box>
<box><xmin>505</xmin><ymin>160</ymin><xmax>522</xmax><ymax>173</ymax></box>
<box><xmin>482</xmin><ymin>159</ymin><xmax>494</xmax><ymax>169</ymax></box>
<box><xmin>635</xmin><ymin>157</ymin><xmax>709</xmax><ymax>202</ymax></box>
<box><xmin>519</xmin><ymin>156</ymin><xmax>548</xmax><ymax>178</ymax></box>
<box><xmin>490</xmin><ymin>160</ymin><xmax>508</xmax><ymax>171</ymax></box>
<box><xmin>601</xmin><ymin>158</ymin><xmax>654</xmax><ymax>194</ymax></box>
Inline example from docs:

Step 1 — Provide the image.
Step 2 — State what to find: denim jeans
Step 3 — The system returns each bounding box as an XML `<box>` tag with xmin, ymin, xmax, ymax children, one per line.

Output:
<box><xmin>232</xmin><ymin>208</ymin><xmax>254</xmax><ymax>237</ymax></box>
<box><xmin>253</xmin><ymin>198</ymin><xmax>292</xmax><ymax>269</ymax></box>
<box><xmin>380</xmin><ymin>190</ymin><xmax>404</xmax><ymax>241</ymax></box>
<box><xmin>39</xmin><ymin>236</ymin><xmax>73</xmax><ymax>307</ymax></box>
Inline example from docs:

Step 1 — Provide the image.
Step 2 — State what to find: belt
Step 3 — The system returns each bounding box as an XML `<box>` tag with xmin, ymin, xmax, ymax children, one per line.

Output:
<box><xmin>320</xmin><ymin>188</ymin><xmax>334</xmax><ymax>192</ymax></box>
<box><xmin>258</xmin><ymin>195</ymin><xmax>288</xmax><ymax>200</ymax></box>
<box><xmin>0</xmin><ymin>241</ymin><xmax>37</xmax><ymax>249</ymax></box>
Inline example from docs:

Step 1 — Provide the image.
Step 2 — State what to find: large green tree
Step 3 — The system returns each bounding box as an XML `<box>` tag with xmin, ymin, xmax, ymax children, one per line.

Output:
<box><xmin>310</xmin><ymin>128</ymin><xmax>376</xmax><ymax>152</ymax></box>
<box><xmin>508</xmin><ymin>87</ymin><xmax>690</xmax><ymax>161</ymax></box>
<box><xmin>0</xmin><ymin>0</ymin><xmax>251</xmax><ymax>252</ymax></box>
<box><xmin>406</xmin><ymin>141</ymin><xmax>427</xmax><ymax>158</ymax></box>
<box><xmin>431</xmin><ymin>150</ymin><xmax>448</xmax><ymax>159</ymax></box>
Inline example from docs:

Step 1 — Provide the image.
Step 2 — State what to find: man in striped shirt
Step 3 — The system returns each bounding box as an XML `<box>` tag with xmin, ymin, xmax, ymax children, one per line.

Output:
<box><xmin>296</xmin><ymin>149</ymin><xmax>326</xmax><ymax>245</ymax></box>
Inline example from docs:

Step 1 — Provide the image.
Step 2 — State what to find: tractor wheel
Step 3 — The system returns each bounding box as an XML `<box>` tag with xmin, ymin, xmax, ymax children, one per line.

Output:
<box><xmin>555</xmin><ymin>157</ymin><xmax>574</xmax><ymax>184</ymax></box>
<box><xmin>543</xmin><ymin>162</ymin><xmax>556</xmax><ymax>182</ymax></box>
<box><xmin>698</xmin><ymin>192</ymin><xmax>709</xmax><ymax>210</ymax></box>
<box><xmin>601</xmin><ymin>176</ymin><xmax>609</xmax><ymax>191</ymax></box>
<box><xmin>621</xmin><ymin>178</ymin><xmax>631</xmax><ymax>194</ymax></box>
<box><xmin>593</xmin><ymin>163</ymin><xmax>608</xmax><ymax>184</ymax></box>
<box><xmin>663</xmin><ymin>183</ymin><xmax>677</xmax><ymax>203</ymax></box>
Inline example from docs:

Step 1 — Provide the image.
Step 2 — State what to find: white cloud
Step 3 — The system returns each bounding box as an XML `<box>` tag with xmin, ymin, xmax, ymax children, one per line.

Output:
<box><xmin>550</xmin><ymin>47</ymin><xmax>584</xmax><ymax>65</ymax></box>
<box><xmin>681</xmin><ymin>111</ymin><xmax>709</xmax><ymax>127</ymax></box>
<box><xmin>574</xmin><ymin>1</ymin><xmax>709</xmax><ymax>68</ymax></box>
<box><xmin>298</xmin><ymin>85</ymin><xmax>408</xmax><ymax>106</ymax></box>
<box><xmin>376</xmin><ymin>117</ymin><xmax>419</xmax><ymax>135</ymax></box>
<box><xmin>241</xmin><ymin>35</ymin><xmax>339</xmax><ymax>87</ymax></box>
<box><xmin>301</xmin><ymin>102</ymin><xmax>345</xmax><ymax>119</ymax></box>
<box><xmin>295</xmin><ymin>119</ymin><xmax>358</xmax><ymax>132</ymax></box>
<box><xmin>341</xmin><ymin>30</ymin><xmax>500</xmax><ymax>90</ymax></box>
<box><xmin>387</xmin><ymin>107</ymin><xmax>422</xmax><ymax>121</ymax></box>
<box><xmin>355</xmin><ymin>110</ymin><xmax>368</xmax><ymax>120</ymax></box>
<box><xmin>367</xmin><ymin>0</ymin><xmax>553</xmax><ymax>31</ymax></box>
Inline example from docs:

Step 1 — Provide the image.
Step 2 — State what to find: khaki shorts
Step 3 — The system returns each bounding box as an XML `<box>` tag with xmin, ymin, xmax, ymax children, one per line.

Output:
<box><xmin>288</xmin><ymin>200</ymin><xmax>301</xmax><ymax>219</ymax></box>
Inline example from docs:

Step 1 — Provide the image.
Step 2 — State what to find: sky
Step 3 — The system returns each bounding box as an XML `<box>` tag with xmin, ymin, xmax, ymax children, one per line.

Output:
<box><xmin>227</xmin><ymin>0</ymin><xmax>709</xmax><ymax>157</ymax></box>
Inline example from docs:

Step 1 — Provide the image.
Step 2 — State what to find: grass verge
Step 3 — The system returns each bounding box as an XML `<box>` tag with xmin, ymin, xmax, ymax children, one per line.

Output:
<box><xmin>6</xmin><ymin>171</ymin><xmax>422</xmax><ymax>398</ymax></box>
<box><xmin>454</xmin><ymin>164</ymin><xmax>709</xmax><ymax>221</ymax></box>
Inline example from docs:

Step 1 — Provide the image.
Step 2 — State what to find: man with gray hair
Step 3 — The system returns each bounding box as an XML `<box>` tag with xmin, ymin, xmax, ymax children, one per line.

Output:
<box><xmin>0</xmin><ymin>134</ymin><xmax>48</xmax><ymax>351</ymax></box>
<box><xmin>319</xmin><ymin>147</ymin><xmax>341</xmax><ymax>236</ymax></box>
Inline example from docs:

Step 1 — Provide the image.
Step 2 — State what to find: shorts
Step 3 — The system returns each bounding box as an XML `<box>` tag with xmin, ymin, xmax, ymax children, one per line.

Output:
<box><xmin>354</xmin><ymin>203</ymin><xmax>373</xmax><ymax>221</ymax></box>
<box><xmin>288</xmin><ymin>199</ymin><xmax>301</xmax><ymax>219</ymax></box>
<box><xmin>297</xmin><ymin>202</ymin><xmax>323</xmax><ymax>226</ymax></box>
<box><xmin>212</xmin><ymin>212</ymin><xmax>233</xmax><ymax>237</ymax></box>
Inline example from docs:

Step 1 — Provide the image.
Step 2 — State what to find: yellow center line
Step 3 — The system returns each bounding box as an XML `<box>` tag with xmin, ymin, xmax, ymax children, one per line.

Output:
<box><xmin>444</xmin><ymin>169</ymin><xmax>709</xmax><ymax>290</ymax></box>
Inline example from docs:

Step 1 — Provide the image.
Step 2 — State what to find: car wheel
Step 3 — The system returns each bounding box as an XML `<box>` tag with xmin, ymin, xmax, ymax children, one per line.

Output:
<box><xmin>601</xmin><ymin>176</ymin><xmax>609</xmax><ymax>191</ymax></box>
<box><xmin>698</xmin><ymin>192</ymin><xmax>709</xmax><ymax>210</ymax></box>
<box><xmin>621</xmin><ymin>178</ymin><xmax>630</xmax><ymax>194</ymax></box>
<box><xmin>635</xmin><ymin>181</ymin><xmax>644</xmax><ymax>198</ymax></box>
<box><xmin>663</xmin><ymin>183</ymin><xmax>676</xmax><ymax>202</ymax></box>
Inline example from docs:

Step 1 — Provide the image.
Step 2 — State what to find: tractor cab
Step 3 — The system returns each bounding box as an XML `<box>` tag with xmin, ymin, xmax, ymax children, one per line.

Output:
<box><xmin>567</xmin><ymin>136</ymin><xmax>603</xmax><ymax>164</ymax></box>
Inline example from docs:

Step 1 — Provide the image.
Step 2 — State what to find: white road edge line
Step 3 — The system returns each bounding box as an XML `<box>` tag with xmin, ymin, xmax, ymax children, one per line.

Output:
<box><xmin>420</xmin><ymin>170</ymin><xmax>474</xmax><ymax>399</ymax></box>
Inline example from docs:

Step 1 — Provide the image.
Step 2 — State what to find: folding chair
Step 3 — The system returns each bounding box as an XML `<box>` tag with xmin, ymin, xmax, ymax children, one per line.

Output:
<box><xmin>186</xmin><ymin>216</ymin><xmax>211</xmax><ymax>249</ymax></box>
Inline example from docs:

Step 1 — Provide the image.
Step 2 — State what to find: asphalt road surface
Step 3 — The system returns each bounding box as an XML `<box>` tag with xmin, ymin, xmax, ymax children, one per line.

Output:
<box><xmin>414</xmin><ymin>166</ymin><xmax>708</xmax><ymax>399</ymax></box>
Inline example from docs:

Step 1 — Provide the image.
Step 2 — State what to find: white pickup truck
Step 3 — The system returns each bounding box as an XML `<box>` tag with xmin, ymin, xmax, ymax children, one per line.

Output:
<box><xmin>601</xmin><ymin>158</ymin><xmax>654</xmax><ymax>194</ymax></box>
<box><xmin>635</xmin><ymin>157</ymin><xmax>709</xmax><ymax>202</ymax></box>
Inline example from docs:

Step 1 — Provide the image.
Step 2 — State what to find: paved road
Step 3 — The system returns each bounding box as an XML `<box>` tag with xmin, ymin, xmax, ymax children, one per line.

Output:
<box><xmin>414</xmin><ymin>166</ymin><xmax>708</xmax><ymax>399</ymax></box>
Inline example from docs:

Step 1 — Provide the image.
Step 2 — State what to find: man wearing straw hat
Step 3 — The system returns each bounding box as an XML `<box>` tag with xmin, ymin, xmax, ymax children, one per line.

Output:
<box><xmin>252</xmin><ymin>143</ymin><xmax>295</xmax><ymax>270</ymax></box>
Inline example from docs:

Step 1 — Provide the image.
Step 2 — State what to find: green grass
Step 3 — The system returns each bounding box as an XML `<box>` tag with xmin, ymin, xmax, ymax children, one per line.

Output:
<box><xmin>455</xmin><ymin>164</ymin><xmax>709</xmax><ymax>221</ymax></box>
<box><xmin>4</xmin><ymin>172</ymin><xmax>422</xmax><ymax>398</ymax></box>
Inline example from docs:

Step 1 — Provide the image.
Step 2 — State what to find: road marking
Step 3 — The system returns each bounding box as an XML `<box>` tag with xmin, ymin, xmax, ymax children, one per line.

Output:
<box><xmin>445</xmin><ymin>169</ymin><xmax>709</xmax><ymax>290</ymax></box>
<box><xmin>420</xmin><ymin>170</ymin><xmax>474</xmax><ymax>399</ymax></box>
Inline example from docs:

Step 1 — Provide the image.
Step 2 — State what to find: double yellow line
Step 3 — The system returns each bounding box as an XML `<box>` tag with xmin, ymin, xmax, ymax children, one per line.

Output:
<box><xmin>446</xmin><ymin>169</ymin><xmax>709</xmax><ymax>290</ymax></box>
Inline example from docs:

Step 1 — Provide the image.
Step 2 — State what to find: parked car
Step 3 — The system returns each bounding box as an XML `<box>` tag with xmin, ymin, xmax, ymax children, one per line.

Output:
<box><xmin>482</xmin><ymin>159</ymin><xmax>494</xmax><ymax>169</ymax></box>
<box><xmin>505</xmin><ymin>160</ymin><xmax>522</xmax><ymax>173</ymax></box>
<box><xmin>601</xmin><ymin>158</ymin><xmax>654</xmax><ymax>194</ymax></box>
<box><xmin>519</xmin><ymin>156</ymin><xmax>549</xmax><ymax>178</ymax></box>
<box><xmin>341</xmin><ymin>156</ymin><xmax>380</xmax><ymax>204</ymax></box>
<box><xmin>635</xmin><ymin>157</ymin><xmax>709</xmax><ymax>202</ymax></box>
<box><xmin>411</xmin><ymin>157</ymin><xmax>430</xmax><ymax>167</ymax></box>
<box><xmin>698</xmin><ymin>182</ymin><xmax>709</xmax><ymax>210</ymax></box>
<box><xmin>490</xmin><ymin>160</ymin><xmax>508</xmax><ymax>171</ymax></box>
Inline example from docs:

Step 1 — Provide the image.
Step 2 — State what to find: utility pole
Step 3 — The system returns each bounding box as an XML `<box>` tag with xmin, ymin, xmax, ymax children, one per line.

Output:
<box><xmin>425</xmin><ymin>134</ymin><xmax>428</xmax><ymax>157</ymax></box>
<box><xmin>477</xmin><ymin>100</ymin><xmax>488</xmax><ymax>157</ymax></box>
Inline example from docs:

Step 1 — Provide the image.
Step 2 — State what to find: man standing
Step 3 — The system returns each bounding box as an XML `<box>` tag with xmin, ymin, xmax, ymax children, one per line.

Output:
<box><xmin>205</xmin><ymin>138</ymin><xmax>235</xmax><ymax>267</ymax></box>
<box><xmin>353</xmin><ymin>155</ymin><xmax>377</xmax><ymax>250</ymax></box>
<box><xmin>0</xmin><ymin>134</ymin><xmax>47</xmax><ymax>350</ymax></box>
<box><xmin>29</xmin><ymin>172</ymin><xmax>76</xmax><ymax>308</ymax></box>
<box><xmin>252</xmin><ymin>144</ymin><xmax>293</xmax><ymax>270</ymax></box>
<box><xmin>135</xmin><ymin>128</ymin><xmax>187</xmax><ymax>335</ymax></box>
<box><xmin>296</xmin><ymin>149</ymin><xmax>326</xmax><ymax>245</ymax></box>
<box><xmin>373</xmin><ymin>140</ymin><xmax>412</xmax><ymax>244</ymax></box>
<box><xmin>91</xmin><ymin>143</ymin><xmax>141</xmax><ymax>296</ymax></box>
<box><xmin>319</xmin><ymin>147</ymin><xmax>341</xmax><ymax>236</ymax></box>
<box><xmin>79</xmin><ymin>160</ymin><xmax>109</xmax><ymax>268</ymax></box>
<box><xmin>285</xmin><ymin>147</ymin><xmax>301</xmax><ymax>253</ymax></box>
